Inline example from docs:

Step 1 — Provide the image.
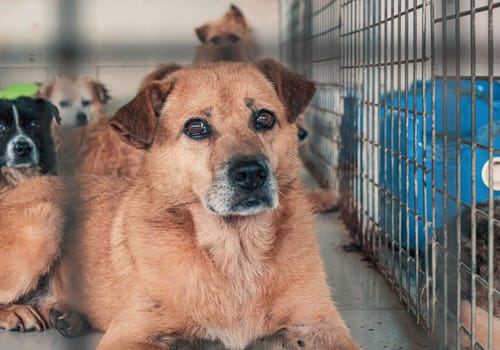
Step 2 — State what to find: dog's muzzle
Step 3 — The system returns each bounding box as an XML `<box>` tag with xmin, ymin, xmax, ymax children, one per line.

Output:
<box><xmin>6</xmin><ymin>135</ymin><xmax>39</xmax><ymax>167</ymax></box>
<box><xmin>76</xmin><ymin>112</ymin><xmax>88</xmax><ymax>127</ymax></box>
<box><xmin>205</xmin><ymin>156</ymin><xmax>278</xmax><ymax>216</ymax></box>
<box><xmin>215</xmin><ymin>46</ymin><xmax>242</xmax><ymax>62</ymax></box>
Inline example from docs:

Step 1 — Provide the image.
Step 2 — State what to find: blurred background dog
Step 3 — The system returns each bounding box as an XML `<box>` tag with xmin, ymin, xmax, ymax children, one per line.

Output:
<box><xmin>36</xmin><ymin>75</ymin><xmax>110</xmax><ymax>128</ymax></box>
<box><xmin>193</xmin><ymin>4</ymin><xmax>258</xmax><ymax>64</ymax></box>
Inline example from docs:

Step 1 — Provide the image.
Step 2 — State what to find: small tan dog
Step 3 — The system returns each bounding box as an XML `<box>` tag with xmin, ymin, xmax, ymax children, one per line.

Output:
<box><xmin>36</xmin><ymin>75</ymin><xmax>110</xmax><ymax>128</ymax></box>
<box><xmin>0</xmin><ymin>60</ymin><xmax>360</xmax><ymax>350</ymax></box>
<box><xmin>193</xmin><ymin>4</ymin><xmax>259</xmax><ymax>64</ymax></box>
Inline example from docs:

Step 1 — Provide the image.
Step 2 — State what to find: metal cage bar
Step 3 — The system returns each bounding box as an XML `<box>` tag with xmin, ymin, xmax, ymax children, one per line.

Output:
<box><xmin>280</xmin><ymin>0</ymin><xmax>500</xmax><ymax>348</ymax></box>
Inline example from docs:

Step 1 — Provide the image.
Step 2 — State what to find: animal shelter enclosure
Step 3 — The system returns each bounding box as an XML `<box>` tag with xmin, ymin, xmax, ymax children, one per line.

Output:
<box><xmin>280</xmin><ymin>0</ymin><xmax>500</xmax><ymax>349</ymax></box>
<box><xmin>0</xmin><ymin>0</ymin><xmax>497</xmax><ymax>349</ymax></box>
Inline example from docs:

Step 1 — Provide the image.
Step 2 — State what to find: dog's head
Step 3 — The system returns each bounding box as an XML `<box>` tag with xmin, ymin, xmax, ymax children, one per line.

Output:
<box><xmin>194</xmin><ymin>4</ymin><xmax>258</xmax><ymax>63</ymax></box>
<box><xmin>0</xmin><ymin>97</ymin><xmax>60</xmax><ymax>173</ymax></box>
<box><xmin>36</xmin><ymin>75</ymin><xmax>110</xmax><ymax>128</ymax></box>
<box><xmin>111</xmin><ymin>59</ymin><xmax>315</xmax><ymax>216</ymax></box>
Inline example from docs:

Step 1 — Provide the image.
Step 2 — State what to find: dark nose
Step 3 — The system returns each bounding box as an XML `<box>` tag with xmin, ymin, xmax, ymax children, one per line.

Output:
<box><xmin>298</xmin><ymin>126</ymin><xmax>309</xmax><ymax>141</ymax></box>
<box><xmin>229</xmin><ymin>158</ymin><xmax>269</xmax><ymax>191</ymax></box>
<box><xmin>215</xmin><ymin>47</ymin><xmax>237</xmax><ymax>62</ymax></box>
<box><xmin>14</xmin><ymin>141</ymin><xmax>33</xmax><ymax>157</ymax></box>
<box><xmin>76</xmin><ymin>112</ymin><xmax>88</xmax><ymax>126</ymax></box>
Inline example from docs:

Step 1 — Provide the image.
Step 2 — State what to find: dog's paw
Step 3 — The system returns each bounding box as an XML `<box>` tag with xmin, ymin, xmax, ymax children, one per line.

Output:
<box><xmin>0</xmin><ymin>304</ymin><xmax>47</xmax><ymax>332</ymax></box>
<box><xmin>1</xmin><ymin>166</ymin><xmax>42</xmax><ymax>188</ymax></box>
<box><xmin>49</xmin><ymin>308</ymin><xmax>90</xmax><ymax>337</ymax></box>
<box><xmin>307</xmin><ymin>189</ymin><xmax>339</xmax><ymax>213</ymax></box>
<box><xmin>281</xmin><ymin>323</ymin><xmax>361</xmax><ymax>350</ymax></box>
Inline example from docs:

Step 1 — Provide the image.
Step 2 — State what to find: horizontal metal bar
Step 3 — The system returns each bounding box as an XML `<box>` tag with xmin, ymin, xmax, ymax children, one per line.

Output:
<box><xmin>433</xmin><ymin>2</ymin><xmax>500</xmax><ymax>23</ymax></box>
<box><xmin>341</xmin><ymin>57</ymin><xmax>427</xmax><ymax>69</ymax></box>
<box><xmin>311</xmin><ymin>0</ymin><xmax>338</xmax><ymax>17</ymax></box>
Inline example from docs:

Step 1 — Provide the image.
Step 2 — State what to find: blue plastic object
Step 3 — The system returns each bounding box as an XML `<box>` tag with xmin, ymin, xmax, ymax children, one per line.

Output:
<box><xmin>379</xmin><ymin>80</ymin><xmax>500</xmax><ymax>251</ymax></box>
<box><xmin>380</xmin><ymin>80</ymin><xmax>500</xmax><ymax>139</ymax></box>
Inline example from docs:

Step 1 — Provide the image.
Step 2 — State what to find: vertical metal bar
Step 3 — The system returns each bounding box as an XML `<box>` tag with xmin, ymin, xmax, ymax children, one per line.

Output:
<box><xmin>390</xmin><ymin>0</ymin><xmax>397</xmax><ymax>284</ymax></box>
<box><xmin>441</xmin><ymin>0</ymin><xmax>449</xmax><ymax>346</ymax></box>
<box><xmin>397</xmin><ymin>0</ymin><xmax>404</xmax><ymax>302</ymax></box>
<box><xmin>469</xmin><ymin>0</ymin><xmax>478</xmax><ymax>346</ymax></box>
<box><xmin>357</xmin><ymin>0</ymin><xmax>362</xmax><ymax>243</ymax></box>
<box><xmin>377</xmin><ymin>0</ymin><xmax>383</xmax><ymax>268</ymax></box>
<box><xmin>422</xmin><ymin>0</ymin><xmax>430</xmax><ymax>329</ymax></box>
<box><xmin>412</xmin><ymin>0</ymin><xmax>420</xmax><ymax>323</ymax></box>
<box><xmin>385</xmin><ymin>0</ymin><xmax>392</xmax><ymax>277</ymax></box>
<box><xmin>403</xmin><ymin>0</ymin><xmax>410</xmax><ymax>311</ymax></box>
<box><xmin>429</xmin><ymin>0</ymin><xmax>437</xmax><ymax>340</ymax></box>
<box><xmin>486</xmin><ymin>1</ymin><xmax>494</xmax><ymax>348</ymax></box>
<box><xmin>455</xmin><ymin>0</ymin><xmax>462</xmax><ymax>348</ymax></box>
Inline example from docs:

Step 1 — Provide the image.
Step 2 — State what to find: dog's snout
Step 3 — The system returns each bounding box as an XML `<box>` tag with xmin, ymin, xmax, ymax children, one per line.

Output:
<box><xmin>13</xmin><ymin>141</ymin><xmax>33</xmax><ymax>157</ymax></box>
<box><xmin>76</xmin><ymin>112</ymin><xmax>88</xmax><ymax>126</ymax></box>
<box><xmin>229</xmin><ymin>159</ymin><xmax>269</xmax><ymax>191</ymax></box>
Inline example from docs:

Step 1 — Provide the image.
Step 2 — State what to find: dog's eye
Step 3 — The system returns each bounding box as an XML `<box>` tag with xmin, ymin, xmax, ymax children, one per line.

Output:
<box><xmin>60</xmin><ymin>100</ymin><xmax>71</xmax><ymax>108</ymax></box>
<box><xmin>254</xmin><ymin>110</ymin><xmax>276</xmax><ymax>131</ymax></box>
<box><xmin>210</xmin><ymin>36</ymin><xmax>221</xmax><ymax>45</ymax></box>
<box><xmin>184</xmin><ymin>118</ymin><xmax>211</xmax><ymax>140</ymax></box>
<box><xmin>0</xmin><ymin>122</ymin><xmax>8</xmax><ymax>134</ymax></box>
<box><xmin>228</xmin><ymin>34</ymin><xmax>240</xmax><ymax>43</ymax></box>
<box><xmin>29</xmin><ymin>119</ymin><xmax>40</xmax><ymax>128</ymax></box>
<box><xmin>81</xmin><ymin>99</ymin><xmax>91</xmax><ymax>107</ymax></box>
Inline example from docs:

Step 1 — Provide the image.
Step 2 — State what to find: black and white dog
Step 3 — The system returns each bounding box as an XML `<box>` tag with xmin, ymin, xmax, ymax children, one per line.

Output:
<box><xmin>0</xmin><ymin>97</ymin><xmax>60</xmax><ymax>189</ymax></box>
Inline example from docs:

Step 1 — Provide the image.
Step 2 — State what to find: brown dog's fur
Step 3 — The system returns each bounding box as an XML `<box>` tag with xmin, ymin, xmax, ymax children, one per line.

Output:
<box><xmin>460</xmin><ymin>300</ymin><xmax>500</xmax><ymax>350</ymax></box>
<box><xmin>0</xmin><ymin>176</ymin><xmax>63</xmax><ymax>331</ymax></box>
<box><xmin>53</xmin><ymin>117</ymin><xmax>144</xmax><ymax>177</ymax></box>
<box><xmin>193</xmin><ymin>5</ymin><xmax>259</xmax><ymax>64</ymax></box>
<box><xmin>0</xmin><ymin>60</ymin><xmax>359</xmax><ymax>349</ymax></box>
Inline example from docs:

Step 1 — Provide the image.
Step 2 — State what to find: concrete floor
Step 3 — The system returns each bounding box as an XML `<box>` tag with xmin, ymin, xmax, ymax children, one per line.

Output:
<box><xmin>0</xmin><ymin>174</ymin><xmax>432</xmax><ymax>350</ymax></box>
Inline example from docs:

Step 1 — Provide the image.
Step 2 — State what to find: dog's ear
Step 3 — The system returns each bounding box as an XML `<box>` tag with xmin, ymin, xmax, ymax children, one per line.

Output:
<box><xmin>226</xmin><ymin>4</ymin><xmax>247</xmax><ymax>27</ymax></box>
<box><xmin>91</xmin><ymin>81</ymin><xmax>111</xmax><ymax>104</ymax></box>
<box><xmin>255</xmin><ymin>59</ymin><xmax>316</xmax><ymax>123</ymax></box>
<box><xmin>17</xmin><ymin>97</ymin><xmax>61</xmax><ymax>125</ymax></box>
<box><xmin>45</xmin><ymin>100</ymin><xmax>62</xmax><ymax>125</ymax></box>
<box><xmin>35</xmin><ymin>81</ymin><xmax>54</xmax><ymax>99</ymax></box>
<box><xmin>110</xmin><ymin>81</ymin><xmax>173</xmax><ymax>150</ymax></box>
<box><xmin>195</xmin><ymin>24</ymin><xmax>210</xmax><ymax>43</ymax></box>
<box><xmin>139</xmin><ymin>63</ymin><xmax>182</xmax><ymax>92</ymax></box>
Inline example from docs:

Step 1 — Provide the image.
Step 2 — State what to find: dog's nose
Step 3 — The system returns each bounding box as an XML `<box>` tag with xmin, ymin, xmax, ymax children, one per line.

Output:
<box><xmin>76</xmin><ymin>112</ymin><xmax>88</xmax><ymax>126</ymax></box>
<box><xmin>14</xmin><ymin>141</ymin><xmax>33</xmax><ymax>157</ymax></box>
<box><xmin>229</xmin><ymin>158</ymin><xmax>269</xmax><ymax>191</ymax></box>
<box><xmin>298</xmin><ymin>126</ymin><xmax>309</xmax><ymax>141</ymax></box>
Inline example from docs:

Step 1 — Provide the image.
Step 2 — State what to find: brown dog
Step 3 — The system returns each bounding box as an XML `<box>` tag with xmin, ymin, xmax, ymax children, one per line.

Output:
<box><xmin>193</xmin><ymin>4</ymin><xmax>259</xmax><ymax>64</ymax></box>
<box><xmin>1</xmin><ymin>60</ymin><xmax>360</xmax><ymax>349</ymax></box>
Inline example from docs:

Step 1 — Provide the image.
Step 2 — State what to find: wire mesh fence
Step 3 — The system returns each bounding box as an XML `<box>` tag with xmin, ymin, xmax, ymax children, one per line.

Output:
<box><xmin>280</xmin><ymin>0</ymin><xmax>500</xmax><ymax>348</ymax></box>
